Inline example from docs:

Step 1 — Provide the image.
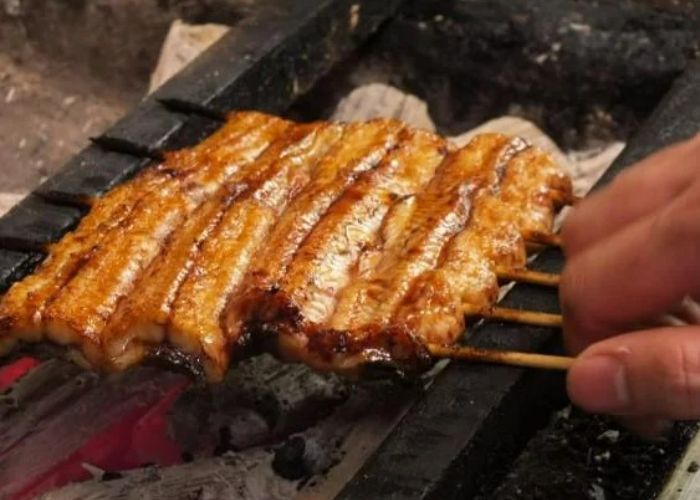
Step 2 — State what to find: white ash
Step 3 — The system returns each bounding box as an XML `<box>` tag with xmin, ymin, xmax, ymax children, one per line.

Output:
<box><xmin>597</xmin><ymin>430</ymin><xmax>620</xmax><ymax>444</ymax></box>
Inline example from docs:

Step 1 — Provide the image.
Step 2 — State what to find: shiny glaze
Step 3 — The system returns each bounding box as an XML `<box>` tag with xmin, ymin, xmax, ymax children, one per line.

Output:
<box><xmin>266</xmin><ymin>129</ymin><xmax>448</xmax><ymax>370</ymax></box>
<box><xmin>0</xmin><ymin>113</ymin><xmax>572</xmax><ymax>380</ymax></box>
<box><xmin>167</xmin><ymin>123</ymin><xmax>343</xmax><ymax>380</ymax></box>
<box><xmin>0</xmin><ymin>168</ymin><xmax>167</xmax><ymax>346</ymax></box>
<box><xmin>276</xmin><ymin>129</ymin><xmax>446</xmax><ymax>324</ymax></box>
<box><xmin>0</xmin><ymin>112</ymin><xmax>287</xmax><ymax>362</ymax></box>
<box><xmin>330</xmin><ymin>134</ymin><xmax>503</xmax><ymax>332</ymax></box>
<box><xmin>396</xmin><ymin>136</ymin><xmax>572</xmax><ymax>345</ymax></box>
<box><xmin>226</xmin><ymin>120</ymin><xmax>403</xmax><ymax>342</ymax></box>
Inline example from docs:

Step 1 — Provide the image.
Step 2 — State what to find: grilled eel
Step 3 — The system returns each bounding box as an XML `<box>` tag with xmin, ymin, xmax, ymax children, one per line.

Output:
<box><xmin>0</xmin><ymin>112</ymin><xmax>572</xmax><ymax>381</ymax></box>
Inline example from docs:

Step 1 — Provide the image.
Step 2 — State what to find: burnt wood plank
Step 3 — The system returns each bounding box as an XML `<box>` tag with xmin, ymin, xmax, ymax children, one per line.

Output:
<box><xmin>0</xmin><ymin>250</ymin><xmax>42</xmax><ymax>294</ymax></box>
<box><xmin>36</xmin><ymin>145</ymin><xmax>149</xmax><ymax>206</ymax></box>
<box><xmin>0</xmin><ymin>196</ymin><xmax>83</xmax><ymax>253</ymax></box>
<box><xmin>339</xmin><ymin>62</ymin><xmax>700</xmax><ymax>500</ymax></box>
<box><xmin>156</xmin><ymin>0</ymin><xmax>404</xmax><ymax>116</ymax></box>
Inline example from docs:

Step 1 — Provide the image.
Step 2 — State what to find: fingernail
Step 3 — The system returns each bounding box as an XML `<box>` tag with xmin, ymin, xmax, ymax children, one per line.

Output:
<box><xmin>569</xmin><ymin>355</ymin><xmax>630</xmax><ymax>413</ymax></box>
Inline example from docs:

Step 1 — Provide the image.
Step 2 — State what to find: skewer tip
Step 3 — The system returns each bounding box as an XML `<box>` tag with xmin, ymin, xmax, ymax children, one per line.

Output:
<box><xmin>463</xmin><ymin>305</ymin><xmax>563</xmax><ymax>328</ymax></box>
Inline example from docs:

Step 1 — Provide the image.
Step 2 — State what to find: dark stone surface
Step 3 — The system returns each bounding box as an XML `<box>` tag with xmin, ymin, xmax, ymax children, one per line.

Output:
<box><xmin>156</xmin><ymin>0</ymin><xmax>404</xmax><ymax>116</ymax></box>
<box><xmin>0</xmin><ymin>196</ymin><xmax>83</xmax><ymax>253</ymax></box>
<box><xmin>598</xmin><ymin>59</ymin><xmax>700</xmax><ymax>183</ymax></box>
<box><xmin>491</xmin><ymin>410</ymin><xmax>697</xmax><ymax>500</ymax></box>
<box><xmin>0</xmin><ymin>250</ymin><xmax>42</xmax><ymax>294</ymax></box>
<box><xmin>293</xmin><ymin>0</ymin><xmax>700</xmax><ymax>150</ymax></box>
<box><xmin>35</xmin><ymin>145</ymin><xmax>149</xmax><ymax>206</ymax></box>
<box><xmin>389</xmin><ymin>0</ymin><xmax>699</xmax><ymax>148</ymax></box>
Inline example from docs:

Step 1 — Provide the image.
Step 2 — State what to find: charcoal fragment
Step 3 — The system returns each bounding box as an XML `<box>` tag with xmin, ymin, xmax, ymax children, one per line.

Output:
<box><xmin>272</xmin><ymin>436</ymin><xmax>308</xmax><ymax>480</ymax></box>
<box><xmin>101</xmin><ymin>471</ymin><xmax>123</xmax><ymax>482</ymax></box>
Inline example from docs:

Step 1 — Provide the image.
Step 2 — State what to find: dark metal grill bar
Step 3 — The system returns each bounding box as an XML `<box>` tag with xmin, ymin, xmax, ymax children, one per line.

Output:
<box><xmin>36</xmin><ymin>146</ymin><xmax>149</xmax><ymax>207</ymax></box>
<box><xmin>95</xmin><ymin>0</ymin><xmax>404</xmax><ymax>159</ymax></box>
<box><xmin>0</xmin><ymin>250</ymin><xmax>43</xmax><ymax>294</ymax></box>
<box><xmin>338</xmin><ymin>60</ymin><xmax>700</xmax><ymax>500</ymax></box>
<box><xmin>154</xmin><ymin>0</ymin><xmax>405</xmax><ymax>116</ymax></box>
<box><xmin>92</xmin><ymin>101</ymin><xmax>189</xmax><ymax>160</ymax></box>
<box><xmin>0</xmin><ymin>196</ymin><xmax>83</xmax><ymax>253</ymax></box>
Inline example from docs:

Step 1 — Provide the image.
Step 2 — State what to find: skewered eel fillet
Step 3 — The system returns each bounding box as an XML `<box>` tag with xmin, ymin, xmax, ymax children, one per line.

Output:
<box><xmin>0</xmin><ymin>112</ymin><xmax>572</xmax><ymax>381</ymax></box>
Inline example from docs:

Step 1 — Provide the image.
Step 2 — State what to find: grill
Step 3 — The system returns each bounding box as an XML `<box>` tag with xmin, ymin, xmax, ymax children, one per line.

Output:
<box><xmin>1</xmin><ymin>1</ymin><xmax>700</xmax><ymax>498</ymax></box>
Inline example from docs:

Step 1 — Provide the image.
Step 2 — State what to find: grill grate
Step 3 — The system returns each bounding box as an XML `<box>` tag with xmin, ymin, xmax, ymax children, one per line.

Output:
<box><xmin>338</xmin><ymin>58</ymin><xmax>700</xmax><ymax>499</ymax></box>
<box><xmin>0</xmin><ymin>0</ymin><xmax>699</xmax><ymax>497</ymax></box>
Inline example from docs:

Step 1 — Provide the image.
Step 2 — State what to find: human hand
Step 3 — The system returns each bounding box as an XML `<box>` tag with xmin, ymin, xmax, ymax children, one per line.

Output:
<box><xmin>560</xmin><ymin>134</ymin><xmax>700</xmax><ymax>430</ymax></box>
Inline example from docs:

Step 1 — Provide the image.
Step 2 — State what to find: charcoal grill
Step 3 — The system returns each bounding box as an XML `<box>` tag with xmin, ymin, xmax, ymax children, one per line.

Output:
<box><xmin>1</xmin><ymin>1</ymin><xmax>700</xmax><ymax>498</ymax></box>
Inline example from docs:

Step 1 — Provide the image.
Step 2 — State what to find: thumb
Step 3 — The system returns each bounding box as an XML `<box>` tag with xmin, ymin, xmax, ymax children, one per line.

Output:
<box><xmin>567</xmin><ymin>326</ymin><xmax>700</xmax><ymax>419</ymax></box>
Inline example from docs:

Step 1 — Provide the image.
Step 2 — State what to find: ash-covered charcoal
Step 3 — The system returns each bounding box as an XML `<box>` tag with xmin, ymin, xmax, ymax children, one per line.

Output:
<box><xmin>44</xmin><ymin>375</ymin><xmax>414</xmax><ymax>499</ymax></box>
<box><xmin>223</xmin><ymin>355</ymin><xmax>349</xmax><ymax>431</ymax></box>
<box><xmin>274</xmin><ymin>425</ymin><xmax>342</xmax><ymax>481</ymax></box>
<box><xmin>272</xmin><ymin>427</ymin><xmax>343</xmax><ymax>481</ymax></box>
<box><xmin>216</xmin><ymin>408</ymin><xmax>271</xmax><ymax>453</ymax></box>
<box><xmin>169</xmin><ymin>388</ymin><xmax>216</xmax><ymax>457</ymax></box>
<box><xmin>291</xmin><ymin>0</ymin><xmax>699</xmax><ymax>151</ymax></box>
<box><xmin>490</xmin><ymin>407</ymin><xmax>698</xmax><ymax>500</ymax></box>
<box><xmin>273</xmin><ymin>436</ymin><xmax>309</xmax><ymax>480</ymax></box>
<box><xmin>1</xmin><ymin>366</ymin><xmax>188</xmax><ymax>499</ymax></box>
<box><xmin>170</xmin><ymin>354</ymin><xmax>350</xmax><ymax>457</ymax></box>
<box><xmin>164</xmin><ymin>345</ymin><xmax>421</xmax><ymax>492</ymax></box>
<box><xmin>41</xmin><ymin>454</ymin><xmax>300</xmax><ymax>500</ymax></box>
<box><xmin>0</xmin><ymin>359</ymin><xmax>89</xmax><ymax>418</ymax></box>
<box><xmin>0</xmin><ymin>360</ymin><xmax>98</xmax><ymax>436</ymax></box>
<box><xmin>269</xmin><ymin>379</ymin><xmax>417</xmax><ymax>483</ymax></box>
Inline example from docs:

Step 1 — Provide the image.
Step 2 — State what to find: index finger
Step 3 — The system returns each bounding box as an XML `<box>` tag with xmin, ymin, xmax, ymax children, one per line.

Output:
<box><xmin>563</xmin><ymin>134</ymin><xmax>700</xmax><ymax>257</ymax></box>
<box><xmin>561</xmin><ymin>176</ymin><xmax>700</xmax><ymax>353</ymax></box>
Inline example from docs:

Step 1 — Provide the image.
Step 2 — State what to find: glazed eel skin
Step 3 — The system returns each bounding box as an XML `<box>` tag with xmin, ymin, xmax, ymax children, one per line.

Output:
<box><xmin>0</xmin><ymin>112</ymin><xmax>572</xmax><ymax>381</ymax></box>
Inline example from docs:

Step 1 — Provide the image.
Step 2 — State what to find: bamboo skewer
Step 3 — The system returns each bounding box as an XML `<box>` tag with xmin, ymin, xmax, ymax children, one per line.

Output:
<box><xmin>426</xmin><ymin>344</ymin><xmax>573</xmax><ymax>370</ymax></box>
<box><xmin>445</xmin><ymin>223</ymin><xmax>569</xmax><ymax>370</ymax></box>
<box><xmin>525</xmin><ymin>241</ymin><xmax>549</xmax><ymax>254</ymax></box>
<box><xmin>462</xmin><ymin>305</ymin><xmax>563</xmax><ymax>328</ymax></box>
<box><xmin>496</xmin><ymin>268</ymin><xmax>560</xmax><ymax>287</ymax></box>
<box><xmin>525</xmin><ymin>232</ymin><xmax>562</xmax><ymax>248</ymax></box>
